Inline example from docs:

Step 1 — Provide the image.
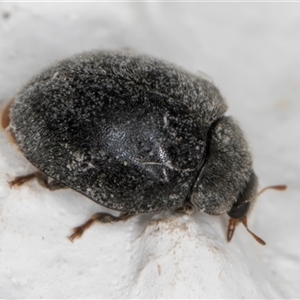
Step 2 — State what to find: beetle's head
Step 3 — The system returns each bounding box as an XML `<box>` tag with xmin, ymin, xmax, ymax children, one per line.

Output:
<box><xmin>191</xmin><ymin>116</ymin><xmax>286</xmax><ymax>245</ymax></box>
<box><xmin>191</xmin><ymin>116</ymin><xmax>255</xmax><ymax>216</ymax></box>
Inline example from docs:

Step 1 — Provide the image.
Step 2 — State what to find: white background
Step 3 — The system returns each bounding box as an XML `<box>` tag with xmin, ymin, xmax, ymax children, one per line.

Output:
<box><xmin>0</xmin><ymin>2</ymin><xmax>299</xmax><ymax>298</ymax></box>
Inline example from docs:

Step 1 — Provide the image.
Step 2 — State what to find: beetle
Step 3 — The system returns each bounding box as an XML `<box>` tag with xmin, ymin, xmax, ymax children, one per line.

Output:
<box><xmin>1</xmin><ymin>50</ymin><xmax>286</xmax><ymax>243</ymax></box>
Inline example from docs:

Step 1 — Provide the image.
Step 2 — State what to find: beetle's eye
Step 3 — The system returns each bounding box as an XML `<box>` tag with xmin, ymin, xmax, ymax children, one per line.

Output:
<box><xmin>227</xmin><ymin>170</ymin><xmax>257</xmax><ymax>220</ymax></box>
<box><xmin>227</xmin><ymin>201</ymin><xmax>250</xmax><ymax>219</ymax></box>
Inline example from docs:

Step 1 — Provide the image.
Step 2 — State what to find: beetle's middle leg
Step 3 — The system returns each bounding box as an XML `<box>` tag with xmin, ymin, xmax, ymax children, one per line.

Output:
<box><xmin>68</xmin><ymin>211</ymin><xmax>135</xmax><ymax>242</ymax></box>
<box><xmin>175</xmin><ymin>202</ymin><xmax>194</xmax><ymax>215</ymax></box>
<box><xmin>9</xmin><ymin>171</ymin><xmax>67</xmax><ymax>191</ymax></box>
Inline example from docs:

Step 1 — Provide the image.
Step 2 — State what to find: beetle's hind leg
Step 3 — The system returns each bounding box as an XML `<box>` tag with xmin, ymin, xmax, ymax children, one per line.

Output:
<box><xmin>9</xmin><ymin>172</ymin><xmax>37</xmax><ymax>187</ymax></box>
<box><xmin>68</xmin><ymin>211</ymin><xmax>135</xmax><ymax>242</ymax></box>
<box><xmin>9</xmin><ymin>171</ymin><xmax>67</xmax><ymax>191</ymax></box>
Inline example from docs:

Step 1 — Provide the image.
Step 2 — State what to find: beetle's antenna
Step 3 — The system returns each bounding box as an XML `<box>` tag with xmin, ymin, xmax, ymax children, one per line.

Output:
<box><xmin>228</xmin><ymin>184</ymin><xmax>287</xmax><ymax>244</ymax></box>
<box><xmin>241</xmin><ymin>217</ymin><xmax>266</xmax><ymax>245</ymax></box>
<box><xmin>227</xmin><ymin>217</ymin><xmax>266</xmax><ymax>245</ymax></box>
<box><xmin>240</xmin><ymin>184</ymin><xmax>287</xmax><ymax>245</ymax></box>
<box><xmin>257</xmin><ymin>185</ymin><xmax>287</xmax><ymax>197</ymax></box>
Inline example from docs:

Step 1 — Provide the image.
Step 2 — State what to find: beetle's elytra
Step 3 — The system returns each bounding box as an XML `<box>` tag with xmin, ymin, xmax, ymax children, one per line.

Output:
<box><xmin>2</xmin><ymin>50</ymin><xmax>286</xmax><ymax>243</ymax></box>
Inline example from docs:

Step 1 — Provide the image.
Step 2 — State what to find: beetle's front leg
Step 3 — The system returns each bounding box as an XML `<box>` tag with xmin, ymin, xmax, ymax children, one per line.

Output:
<box><xmin>68</xmin><ymin>211</ymin><xmax>135</xmax><ymax>242</ymax></box>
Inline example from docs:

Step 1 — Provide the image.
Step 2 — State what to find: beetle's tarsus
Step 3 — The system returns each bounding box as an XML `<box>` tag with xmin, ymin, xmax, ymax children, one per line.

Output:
<box><xmin>9</xmin><ymin>172</ymin><xmax>38</xmax><ymax>187</ymax></box>
<box><xmin>68</xmin><ymin>211</ymin><xmax>134</xmax><ymax>242</ymax></box>
<box><xmin>68</xmin><ymin>218</ymin><xmax>95</xmax><ymax>242</ymax></box>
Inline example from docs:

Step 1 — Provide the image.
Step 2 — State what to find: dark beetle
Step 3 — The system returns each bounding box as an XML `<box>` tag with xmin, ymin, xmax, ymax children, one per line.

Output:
<box><xmin>2</xmin><ymin>50</ymin><xmax>286</xmax><ymax>243</ymax></box>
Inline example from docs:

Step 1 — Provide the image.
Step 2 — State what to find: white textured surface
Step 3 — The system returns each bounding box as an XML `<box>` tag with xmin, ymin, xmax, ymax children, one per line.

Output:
<box><xmin>0</xmin><ymin>3</ymin><xmax>299</xmax><ymax>298</ymax></box>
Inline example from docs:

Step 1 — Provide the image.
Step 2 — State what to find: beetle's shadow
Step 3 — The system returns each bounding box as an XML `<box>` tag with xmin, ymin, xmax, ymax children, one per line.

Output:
<box><xmin>135</xmin><ymin>212</ymin><xmax>154</xmax><ymax>226</ymax></box>
<box><xmin>132</xmin><ymin>213</ymin><xmax>154</xmax><ymax>236</ymax></box>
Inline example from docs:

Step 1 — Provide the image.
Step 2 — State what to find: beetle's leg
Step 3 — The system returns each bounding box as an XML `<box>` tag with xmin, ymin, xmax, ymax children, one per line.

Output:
<box><xmin>1</xmin><ymin>98</ymin><xmax>13</xmax><ymax>130</ymax></box>
<box><xmin>68</xmin><ymin>211</ymin><xmax>135</xmax><ymax>242</ymax></box>
<box><xmin>35</xmin><ymin>173</ymin><xmax>67</xmax><ymax>191</ymax></box>
<box><xmin>9</xmin><ymin>172</ymin><xmax>39</xmax><ymax>187</ymax></box>
<box><xmin>175</xmin><ymin>202</ymin><xmax>194</xmax><ymax>215</ymax></box>
<box><xmin>9</xmin><ymin>171</ymin><xmax>67</xmax><ymax>191</ymax></box>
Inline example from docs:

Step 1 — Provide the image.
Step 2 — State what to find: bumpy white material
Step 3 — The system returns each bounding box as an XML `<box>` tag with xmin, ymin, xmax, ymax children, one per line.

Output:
<box><xmin>0</xmin><ymin>3</ymin><xmax>299</xmax><ymax>298</ymax></box>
